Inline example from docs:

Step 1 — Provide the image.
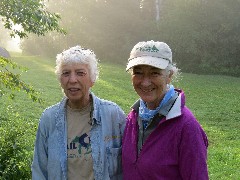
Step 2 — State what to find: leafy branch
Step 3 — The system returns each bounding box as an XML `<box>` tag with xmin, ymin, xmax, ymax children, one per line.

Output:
<box><xmin>0</xmin><ymin>0</ymin><xmax>66</xmax><ymax>38</ymax></box>
<box><xmin>0</xmin><ymin>56</ymin><xmax>43</xmax><ymax>103</ymax></box>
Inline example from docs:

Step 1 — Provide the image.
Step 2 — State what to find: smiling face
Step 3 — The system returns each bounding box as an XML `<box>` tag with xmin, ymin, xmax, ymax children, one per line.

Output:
<box><xmin>60</xmin><ymin>63</ymin><xmax>94</xmax><ymax>109</ymax></box>
<box><xmin>131</xmin><ymin>65</ymin><xmax>172</xmax><ymax>110</ymax></box>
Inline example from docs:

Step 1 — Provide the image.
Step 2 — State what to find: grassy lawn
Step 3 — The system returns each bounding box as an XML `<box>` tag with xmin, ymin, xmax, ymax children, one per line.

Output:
<box><xmin>1</xmin><ymin>54</ymin><xmax>239</xmax><ymax>179</ymax></box>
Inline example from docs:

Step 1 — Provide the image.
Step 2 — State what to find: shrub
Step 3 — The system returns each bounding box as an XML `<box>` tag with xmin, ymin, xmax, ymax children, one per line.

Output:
<box><xmin>0</xmin><ymin>105</ymin><xmax>37</xmax><ymax>179</ymax></box>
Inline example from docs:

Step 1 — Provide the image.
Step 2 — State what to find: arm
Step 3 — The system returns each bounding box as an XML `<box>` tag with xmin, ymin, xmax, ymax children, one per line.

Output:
<box><xmin>31</xmin><ymin>117</ymin><xmax>48</xmax><ymax>180</ymax></box>
<box><xmin>179</xmin><ymin>118</ymin><xmax>209</xmax><ymax>180</ymax></box>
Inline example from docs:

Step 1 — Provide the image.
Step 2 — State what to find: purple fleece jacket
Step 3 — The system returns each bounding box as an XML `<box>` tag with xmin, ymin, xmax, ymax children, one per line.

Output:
<box><xmin>122</xmin><ymin>89</ymin><xmax>209</xmax><ymax>180</ymax></box>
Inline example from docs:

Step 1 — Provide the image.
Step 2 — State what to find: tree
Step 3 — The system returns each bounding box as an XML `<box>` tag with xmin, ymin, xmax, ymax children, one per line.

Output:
<box><xmin>21</xmin><ymin>0</ymin><xmax>148</xmax><ymax>63</ymax></box>
<box><xmin>20</xmin><ymin>0</ymin><xmax>240</xmax><ymax>76</ymax></box>
<box><xmin>0</xmin><ymin>1</ymin><xmax>64</xmax><ymax>178</ymax></box>
<box><xmin>140</xmin><ymin>0</ymin><xmax>163</xmax><ymax>22</ymax></box>
<box><xmin>0</xmin><ymin>0</ymin><xmax>65</xmax><ymax>38</ymax></box>
<box><xmin>0</xmin><ymin>0</ymin><xmax>65</xmax><ymax>100</ymax></box>
<box><xmin>157</xmin><ymin>0</ymin><xmax>240</xmax><ymax>76</ymax></box>
<box><xmin>0</xmin><ymin>56</ymin><xmax>42</xmax><ymax>102</ymax></box>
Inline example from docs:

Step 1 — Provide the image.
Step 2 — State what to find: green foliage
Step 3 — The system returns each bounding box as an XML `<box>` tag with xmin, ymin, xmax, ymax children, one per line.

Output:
<box><xmin>0</xmin><ymin>105</ymin><xmax>37</xmax><ymax>179</ymax></box>
<box><xmin>0</xmin><ymin>0</ymin><xmax>65</xmax><ymax>101</ymax></box>
<box><xmin>0</xmin><ymin>0</ymin><xmax>66</xmax><ymax>38</ymax></box>
<box><xmin>0</xmin><ymin>1</ymin><xmax>65</xmax><ymax>178</ymax></box>
<box><xmin>0</xmin><ymin>56</ymin><xmax>43</xmax><ymax>179</ymax></box>
<box><xmin>0</xmin><ymin>56</ymin><xmax>42</xmax><ymax>103</ymax></box>
<box><xmin>0</xmin><ymin>0</ymin><xmax>65</xmax><ymax>107</ymax></box>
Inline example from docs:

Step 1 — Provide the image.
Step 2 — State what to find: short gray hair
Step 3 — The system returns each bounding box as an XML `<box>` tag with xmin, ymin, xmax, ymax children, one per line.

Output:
<box><xmin>55</xmin><ymin>45</ymin><xmax>99</xmax><ymax>83</ymax></box>
<box><xmin>165</xmin><ymin>63</ymin><xmax>181</xmax><ymax>83</ymax></box>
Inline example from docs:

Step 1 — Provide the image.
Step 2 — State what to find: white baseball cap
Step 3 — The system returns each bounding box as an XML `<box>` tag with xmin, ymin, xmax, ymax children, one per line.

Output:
<box><xmin>126</xmin><ymin>40</ymin><xmax>172</xmax><ymax>71</ymax></box>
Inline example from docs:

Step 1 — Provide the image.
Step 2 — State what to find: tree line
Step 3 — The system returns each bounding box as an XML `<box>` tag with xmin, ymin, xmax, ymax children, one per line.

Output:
<box><xmin>19</xmin><ymin>0</ymin><xmax>240</xmax><ymax>76</ymax></box>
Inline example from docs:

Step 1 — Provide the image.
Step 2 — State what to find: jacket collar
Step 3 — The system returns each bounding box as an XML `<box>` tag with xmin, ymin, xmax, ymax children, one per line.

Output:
<box><xmin>90</xmin><ymin>92</ymin><xmax>102</xmax><ymax>125</ymax></box>
<box><xmin>166</xmin><ymin>92</ymin><xmax>182</xmax><ymax>120</ymax></box>
<box><xmin>131</xmin><ymin>89</ymin><xmax>184</xmax><ymax>120</ymax></box>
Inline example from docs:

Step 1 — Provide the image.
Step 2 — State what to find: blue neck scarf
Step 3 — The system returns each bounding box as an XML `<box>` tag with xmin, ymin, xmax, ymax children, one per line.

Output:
<box><xmin>139</xmin><ymin>84</ymin><xmax>175</xmax><ymax>122</ymax></box>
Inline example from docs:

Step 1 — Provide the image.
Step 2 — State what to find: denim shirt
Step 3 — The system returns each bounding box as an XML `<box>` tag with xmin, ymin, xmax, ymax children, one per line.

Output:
<box><xmin>32</xmin><ymin>92</ymin><xmax>126</xmax><ymax>180</ymax></box>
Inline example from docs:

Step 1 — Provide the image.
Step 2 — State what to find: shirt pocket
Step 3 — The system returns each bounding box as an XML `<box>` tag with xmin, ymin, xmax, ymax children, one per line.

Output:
<box><xmin>106</xmin><ymin>147</ymin><xmax>122</xmax><ymax>178</ymax></box>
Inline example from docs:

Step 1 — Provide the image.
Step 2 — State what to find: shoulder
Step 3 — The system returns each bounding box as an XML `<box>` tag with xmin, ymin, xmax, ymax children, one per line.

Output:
<box><xmin>41</xmin><ymin>102</ymin><xmax>61</xmax><ymax>118</ymax></box>
<box><xmin>92</xmin><ymin>95</ymin><xmax>126</xmax><ymax>127</ymax></box>
<box><xmin>39</xmin><ymin>98</ymin><xmax>66</xmax><ymax>125</ymax></box>
<box><xmin>96</xmin><ymin>96</ymin><xmax>118</xmax><ymax>106</ymax></box>
<box><xmin>177</xmin><ymin>106</ymin><xmax>208</xmax><ymax>146</ymax></box>
<box><xmin>93</xmin><ymin>95</ymin><xmax>125</xmax><ymax>114</ymax></box>
<box><xmin>175</xmin><ymin>105</ymin><xmax>201</xmax><ymax>131</ymax></box>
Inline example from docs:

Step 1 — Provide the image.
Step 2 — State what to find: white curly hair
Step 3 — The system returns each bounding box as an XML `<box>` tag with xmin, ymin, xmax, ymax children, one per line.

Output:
<box><xmin>55</xmin><ymin>45</ymin><xmax>99</xmax><ymax>83</ymax></box>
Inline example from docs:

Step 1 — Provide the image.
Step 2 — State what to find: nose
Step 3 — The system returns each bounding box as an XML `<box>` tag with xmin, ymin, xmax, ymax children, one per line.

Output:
<box><xmin>69</xmin><ymin>73</ymin><xmax>78</xmax><ymax>83</ymax></box>
<box><xmin>141</xmin><ymin>76</ymin><xmax>151</xmax><ymax>86</ymax></box>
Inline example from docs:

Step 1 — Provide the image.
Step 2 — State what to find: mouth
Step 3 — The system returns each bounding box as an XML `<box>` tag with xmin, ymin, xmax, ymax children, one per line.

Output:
<box><xmin>141</xmin><ymin>88</ymin><xmax>154</xmax><ymax>93</ymax></box>
<box><xmin>68</xmin><ymin>88</ymin><xmax>80</xmax><ymax>92</ymax></box>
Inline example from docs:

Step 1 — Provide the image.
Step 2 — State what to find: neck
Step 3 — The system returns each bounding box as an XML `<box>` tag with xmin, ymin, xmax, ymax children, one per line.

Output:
<box><xmin>68</xmin><ymin>95</ymin><xmax>92</xmax><ymax>110</ymax></box>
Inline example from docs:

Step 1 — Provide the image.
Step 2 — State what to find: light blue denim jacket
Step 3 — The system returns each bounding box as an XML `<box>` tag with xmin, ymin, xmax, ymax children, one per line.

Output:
<box><xmin>32</xmin><ymin>92</ymin><xmax>126</xmax><ymax>180</ymax></box>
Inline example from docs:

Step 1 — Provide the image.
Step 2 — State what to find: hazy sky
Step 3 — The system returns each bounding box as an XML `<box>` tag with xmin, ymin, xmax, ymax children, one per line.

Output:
<box><xmin>6</xmin><ymin>36</ymin><xmax>22</xmax><ymax>52</ymax></box>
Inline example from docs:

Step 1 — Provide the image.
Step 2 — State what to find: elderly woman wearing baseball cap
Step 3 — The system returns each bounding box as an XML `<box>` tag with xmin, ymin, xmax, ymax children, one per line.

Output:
<box><xmin>122</xmin><ymin>40</ymin><xmax>209</xmax><ymax>179</ymax></box>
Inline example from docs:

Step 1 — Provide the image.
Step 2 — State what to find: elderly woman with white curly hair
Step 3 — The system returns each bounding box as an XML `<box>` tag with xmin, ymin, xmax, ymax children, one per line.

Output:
<box><xmin>32</xmin><ymin>45</ymin><xmax>126</xmax><ymax>180</ymax></box>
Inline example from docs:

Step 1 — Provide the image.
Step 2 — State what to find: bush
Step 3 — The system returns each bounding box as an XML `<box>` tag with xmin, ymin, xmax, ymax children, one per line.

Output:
<box><xmin>0</xmin><ymin>105</ymin><xmax>37</xmax><ymax>179</ymax></box>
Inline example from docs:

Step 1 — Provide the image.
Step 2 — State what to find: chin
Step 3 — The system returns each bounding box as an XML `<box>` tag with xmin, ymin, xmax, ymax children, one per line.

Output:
<box><xmin>141</xmin><ymin>98</ymin><xmax>154</xmax><ymax>104</ymax></box>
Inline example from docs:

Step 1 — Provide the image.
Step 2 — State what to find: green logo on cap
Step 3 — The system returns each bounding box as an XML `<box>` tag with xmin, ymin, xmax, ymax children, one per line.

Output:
<box><xmin>137</xmin><ymin>45</ymin><xmax>159</xmax><ymax>53</ymax></box>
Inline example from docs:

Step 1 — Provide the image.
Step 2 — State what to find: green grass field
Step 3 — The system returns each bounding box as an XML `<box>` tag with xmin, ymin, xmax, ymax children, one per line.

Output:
<box><xmin>1</xmin><ymin>54</ymin><xmax>240</xmax><ymax>179</ymax></box>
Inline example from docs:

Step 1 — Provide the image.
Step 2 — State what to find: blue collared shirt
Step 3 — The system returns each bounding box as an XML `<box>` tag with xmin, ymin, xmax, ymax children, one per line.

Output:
<box><xmin>32</xmin><ymin>92</ymin><xmax>126</xmax><ymax>180</ymax></box>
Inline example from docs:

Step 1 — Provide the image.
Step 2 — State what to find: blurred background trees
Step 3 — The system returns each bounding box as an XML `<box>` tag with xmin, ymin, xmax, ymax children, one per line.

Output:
<box><xmin>18</xmin><ymin>0</ymin><xmax>240</xmax><ymax>76</ymax></box>
<box><xmin>158</xmin><ymin>0</ymin><xmax>240</xmax><ymax>76</ymax></box>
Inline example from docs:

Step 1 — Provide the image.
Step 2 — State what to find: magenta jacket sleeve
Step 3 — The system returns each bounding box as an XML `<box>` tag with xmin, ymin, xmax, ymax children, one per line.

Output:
<box><xmin>178</xmin><ymin>115</ymin><xmax>209</xmax><ymax>180</ymax></box>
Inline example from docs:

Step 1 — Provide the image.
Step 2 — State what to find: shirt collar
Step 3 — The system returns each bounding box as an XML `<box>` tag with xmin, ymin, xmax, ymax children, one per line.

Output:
<box><xmin>131</xmin><ymin>91</ymin><xmax>179</xmax><ymax>117</ymax></box>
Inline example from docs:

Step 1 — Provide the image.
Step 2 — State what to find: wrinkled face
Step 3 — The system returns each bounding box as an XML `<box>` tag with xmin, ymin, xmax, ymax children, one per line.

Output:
<box><xmin>60</xmin><ymin>63</ymin><xmax>94</xmax><ymax>109</ymax></box>
<box><xmin>131</xmin><ymin>65</ymin><xmax>172</xmax><ymax>110</ymax></box>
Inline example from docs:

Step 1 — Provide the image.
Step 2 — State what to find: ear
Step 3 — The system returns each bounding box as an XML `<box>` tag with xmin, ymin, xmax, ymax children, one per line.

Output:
<box><xmin>166</xmin><ymin>70</ymin><xmax>173</xmax><ymax>84</ymax></box>
<box><xmin>90</xmin><ymin>81</ymin><xmax>95</xmax><ymax>87</ymax></box>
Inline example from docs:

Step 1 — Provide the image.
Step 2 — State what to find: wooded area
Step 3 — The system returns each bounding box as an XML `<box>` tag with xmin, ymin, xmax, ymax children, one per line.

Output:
<box><xmin>17</xmin><ymin>0</ymin><xmax>240</xmax><ymax>77</ymax></box>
